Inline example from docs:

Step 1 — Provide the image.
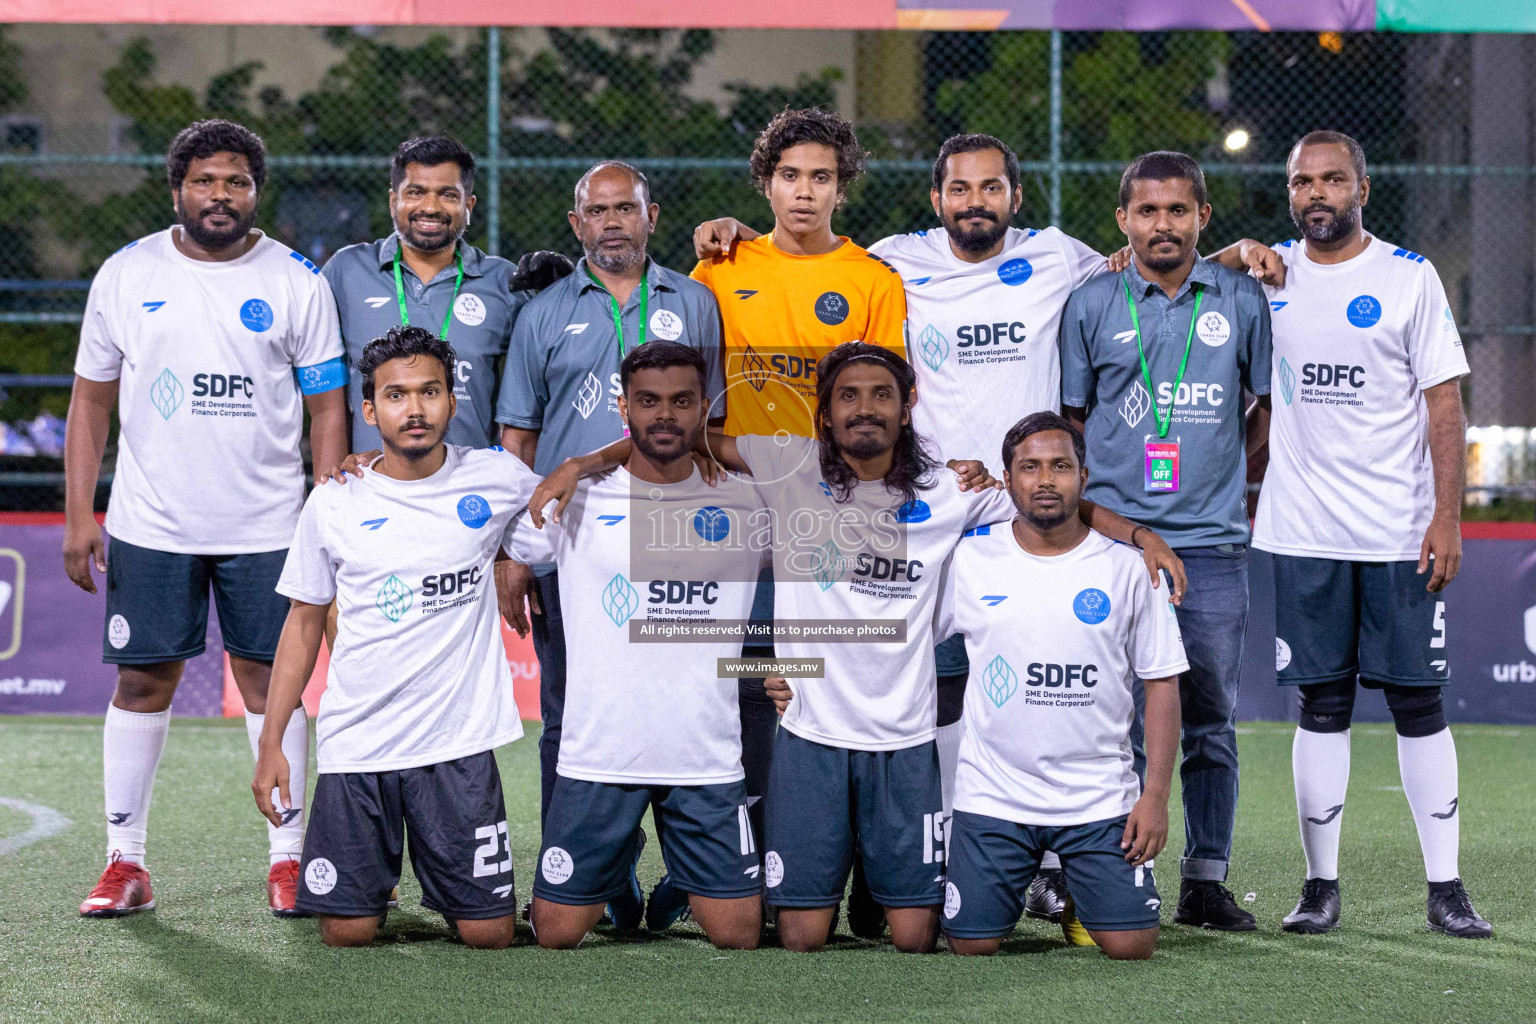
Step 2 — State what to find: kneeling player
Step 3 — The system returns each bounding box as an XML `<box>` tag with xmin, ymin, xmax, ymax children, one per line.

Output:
<box><xmin>253</xmin><ymin>326</ymin><xmax>537</xmax><ymax>948</ymax></box>
<box><xmin>936</xmin><ymin>413</ymin><xmax>1187</xmax><ymax>960</ymax></box>
<box><xmin>509</xmin><ymin>343</ymin><xmax>765</xmax><ymax>951</ymax></box>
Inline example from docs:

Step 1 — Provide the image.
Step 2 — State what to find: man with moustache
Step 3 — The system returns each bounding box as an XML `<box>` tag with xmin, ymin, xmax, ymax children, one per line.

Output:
<box><xmin>67</xmin><ymin>119</ymin><xmax>348</xmax><ymax>918</ymax></box>
<box><xmin>1059</xmin><ymin>151</ymin><xmax>1272</xmax><ymax>932</ymax></box>
<box><xmin>1211</xmin><ymin>132</ymin><xmax>1487</xmax><ymax>938</ymax></box>
<box><xmin>322</xmin><ymin>136</ymin><xmax>573</xmax><ymax>452</ymax></box>
<box><xmin>937</xmin><ymin>413</ymin><xmax>1186</xmax><ymax>960</ymax></box>
<box><xmin>508</xmin><ymin>343</ymin><xmax>764</xmax><ymax>952</ymax></box>
<box><xmin>253</xmin><ymin>325</ymin><xmax>539</xmax><ymax>948</ymax></box>
<box><xmin>494</xmin><ymin>160</ymin><xmax>724</xmax><ymax>930</ymax></box>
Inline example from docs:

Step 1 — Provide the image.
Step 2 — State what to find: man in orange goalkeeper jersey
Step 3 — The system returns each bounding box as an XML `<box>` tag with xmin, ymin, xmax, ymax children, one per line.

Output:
<box><xmin>648</xmin><ymin>109</ymin><xmax>908</xmax><ymax>937</ymax></box>
<box><xmin>691</xmin><ymin>107</ymin><xmax>908</xmax><ymax>438</ymax></box>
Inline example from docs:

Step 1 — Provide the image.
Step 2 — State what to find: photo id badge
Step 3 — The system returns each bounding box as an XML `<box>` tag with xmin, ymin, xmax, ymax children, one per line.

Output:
<box><xmin>1145</xmin><ymin>440</ymin><xmax>1180</xmax><ymax>492</ymax></box>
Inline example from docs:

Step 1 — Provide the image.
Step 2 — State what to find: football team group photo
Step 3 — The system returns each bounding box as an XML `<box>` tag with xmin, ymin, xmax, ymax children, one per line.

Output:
<box><xmin>2</xmin><ymin>9</ymin><xmax>1532</xmax><ymax>1023</ymax></box>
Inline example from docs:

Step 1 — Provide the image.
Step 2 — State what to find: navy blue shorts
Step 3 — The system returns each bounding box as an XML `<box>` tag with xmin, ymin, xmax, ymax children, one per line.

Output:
<box><xmin>942</xmin><ymin>810</ymin><xmax>1161</xmax><ymax>938</ymax></box>
<box><xmin>763</xmin><ymin>728</ymin><xmax>944</xmax><ymax>909</ymax></box>
<box><xmin>295</xmin><ymin>750</ymin><xmax>514</xmax><ymax>920</ymax></box>
<box><xmin>534</xmin><ymin>775</ymin><xmax>759</xmax><ymax>905</ymax></box>
<box><xmin>102</xmin><ymin>534</ymin><xmax>288</xmax><ymax>665</ymax></box>
<box><xmin>1273</xmin><ymin>555</ymin><xmax>1448</xmax><ymax>688</ymax></box>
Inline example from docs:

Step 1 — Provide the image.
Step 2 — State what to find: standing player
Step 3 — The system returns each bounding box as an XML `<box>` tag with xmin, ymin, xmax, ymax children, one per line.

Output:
<box><xmin>689</xmin><ymin>108</ymin><xmax>908</xmax><ymax>920</ymax></box>
<box><xmin>322</xmin><ymin>135</ymin><xmax>572</xmax><ymax>452</ymax></box>
<box><xmin>1230</xmin><ymin>132</ymin><xmax>1489</xmax><ymax>937</ymax></box>
<box><xmin>937</xmin><ymin>413</ymin><xmax>1186</xmax><ymax>959</ymax></box>
<box><xmin>253</xmin><ymin>325</ymin><xmax>537</xmax><ymax>948</ymax></box>
<box><xmin>1060</xmin><ymin>151</ymin><xmax>1272</xmax><ymax>932</ymax></box>
<box><xmin>65</xmin><ymin>119</ymin><xmax>348</xmax><ymax>918</ymax></box>
<box><xmin>508</xmin><ymin>343</ymin><xmax>763</xmax><ymax>950</ymax></box>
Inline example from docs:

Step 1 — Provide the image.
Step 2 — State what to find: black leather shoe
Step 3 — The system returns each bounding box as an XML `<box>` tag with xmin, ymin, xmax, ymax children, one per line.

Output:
<box><xmin>1427</xmin><ymin>879</ymin><xmax>1492</xmax><ymax>939</ymax></box>
<box><xmin>1024</xmin><ymin>869</ymin><xmax>1068</xmax><ymax>923</ymax></box>
<box><xmin>1282</xmin><ymin>878</ymin><xmax>1341</xmax><ymax>934</ymax></box>
<box><xmin>1173</xmin><ymin>879</ymin><xmax>1258</xmax><ymax>931</ymax></box>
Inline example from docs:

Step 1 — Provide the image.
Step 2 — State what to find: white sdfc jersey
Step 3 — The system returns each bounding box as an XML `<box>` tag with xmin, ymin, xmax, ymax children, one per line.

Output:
<box><xmin>506</xmin><ymin>466</ymin><xmax>766</xmax><ymax>786</ymax></box>
<box><xmin>935</xmin><ymin>526</ymin><xmax>1188</xmax><ymax>826</ymax></box>
<box><xmin>75</xmin><ymin>229</ymin><xmax>345</xmax><ymax>554</ymax></box>
<box><xmin>868</xmin><ymin>226</ymin><xmax>1104</xmax><ymax>466</ymax></box>
<box><xmin>278</xmin><ymin>446</ymin><xmax>537</xmax><ymax>773</ymax></box>
<box><xmin>1254</xmin><ymin>236</ymin><xmax>1470</xmax><ymax>561</ymax></box>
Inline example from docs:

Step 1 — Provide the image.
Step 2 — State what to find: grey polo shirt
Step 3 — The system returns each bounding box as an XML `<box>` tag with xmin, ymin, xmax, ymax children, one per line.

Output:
<box><xmin>496</xmin><ymin>256</ymin><xmax>725</xmax><ymax>478</ymax></box>
<box><xmin>322</xmin><ymin>234</ymin><xmax>531</xmax><ymax>450</ymax></box>
<box><xmin>1060</xmin><ymin>256</ymin><xmax>1272</xmax><ymax>549</ymax></box>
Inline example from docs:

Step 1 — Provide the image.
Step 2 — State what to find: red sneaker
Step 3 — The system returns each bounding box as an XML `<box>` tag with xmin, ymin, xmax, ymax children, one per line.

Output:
<box><xmin>268</xmin><ymin>859</ymin><xmax>311</xmax><ymax>918</ymax></box>
<box><xmin>80</xmin><ymin>851</ymin><xmax>154</xmax><ymax>917</ymax></box>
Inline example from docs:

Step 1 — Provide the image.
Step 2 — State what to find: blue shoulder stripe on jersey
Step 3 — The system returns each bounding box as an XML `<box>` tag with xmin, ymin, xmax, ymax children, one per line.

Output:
<box><xmin>1275</xmin><ymin>239</ymin><xmax>1294</xmax><ymax>248</ymax></box>
<box><xmin>1027</xmin><ymin>228</ymin><xmax>1038</xmax><ymax>238</ymax></box>
<box><xmin>294</xmin><ymin>356</ymin><xmax>347</xmax><ymax>395</ymax></box>
<box><xmin>111</xmin><ymin>239</ymin><xmax>141</xmax><ymax>257</ymax></box>
<box><xmin>288</xmin><ymin>251</ymin><xmax>321</xmax><ymax>274</ymax></box>
<box><xmin>962</xmin><ymin>524</ymin><xmax>991</xmax><ymax>538</ymax></box>
<box><xmin>1391</xmin><ymin>247</ymin><xmax>1426</xmax><ymax>263</ymax></box>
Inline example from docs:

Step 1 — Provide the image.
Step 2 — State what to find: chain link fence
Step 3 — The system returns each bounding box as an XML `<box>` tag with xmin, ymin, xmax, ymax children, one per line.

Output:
<box><xmin>0</xmin><ymin>25</ymin><xmax>1532</xmax><ymax>513</ymax></box>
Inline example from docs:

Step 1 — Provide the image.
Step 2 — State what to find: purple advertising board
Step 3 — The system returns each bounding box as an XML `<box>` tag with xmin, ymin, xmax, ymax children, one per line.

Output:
<box><xmin>2</xmin><ymin>517</ymin><xmax>1533</xmax><ymax>724</ymax></box>
<box><xmin>0</xmin><ymin>517</ymin><xmax>228</xmax><ymax>717</ymax></box>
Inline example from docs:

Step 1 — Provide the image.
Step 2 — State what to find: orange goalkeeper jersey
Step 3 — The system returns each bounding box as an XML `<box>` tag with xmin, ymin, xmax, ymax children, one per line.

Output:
<box><xmin>692</xmin><ymin>234</ymin><xmax>908</xmax><ymax>438</ymax></box>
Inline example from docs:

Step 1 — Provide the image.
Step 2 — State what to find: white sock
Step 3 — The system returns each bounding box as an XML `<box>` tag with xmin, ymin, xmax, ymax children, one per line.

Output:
<box><xmin>1398</xmin><ymin>728</ymin><xmax>1460</xmax><ymax>883</ymax></box>
<box><xmin>935</xmin><ymin>719</ymin><xmax>962</xmax><ymax>822</ymax></box>
<box><xmin>1039</xmin><ymin>850</ymin><xmax>1062</xmax><ymax>872</ymax></box>
<box><xmin>103</xmin><ymin>705</ymin><xmax>171</xmax><ymax>868</ymax></box>
<box><xmin>1293</xmin><ymin>727</ymin><xmax>1351</xmax><ymax>881</ymax></box>
<box><xmin>245</xmin><ymin>709</ymin><xmax>309</xmax><ymax>863</ymax></box>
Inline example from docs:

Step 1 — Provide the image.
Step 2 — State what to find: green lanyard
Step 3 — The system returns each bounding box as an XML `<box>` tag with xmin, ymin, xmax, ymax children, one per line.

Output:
<box><xmin>585</xmin><ymin>264</ymin><xmax>648</xmax><ymax>358</ymax></box>
<box><xmin>393</xmin><ymin>245</ymin><xmax>465</xmax><ymax>340</ymax></box>
<box><xmin>1122</xmin><ymin>277</ymin><xmax>1204</xmax><ymax>439</ymax></box>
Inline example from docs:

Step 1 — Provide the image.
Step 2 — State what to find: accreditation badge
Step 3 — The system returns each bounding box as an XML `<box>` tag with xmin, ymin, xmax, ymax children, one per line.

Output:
<box><xmin>1145</xmin><ymin>440</ymin><xmax>1180</xmax><ymax>492</ymax></box>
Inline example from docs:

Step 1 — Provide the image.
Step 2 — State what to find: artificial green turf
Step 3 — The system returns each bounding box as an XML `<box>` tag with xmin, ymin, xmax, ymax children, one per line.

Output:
<box><xmin>0</xmin><ymin>717</ymin><xmax>1531</xmax><ymax>1024</ymax></box>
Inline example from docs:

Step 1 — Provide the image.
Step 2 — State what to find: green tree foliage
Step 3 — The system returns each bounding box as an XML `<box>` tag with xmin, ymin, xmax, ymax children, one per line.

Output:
<box><xmin>937</xmin><ymin>32</ymin><xmax>1234</xmax><ymax>252</ymax></box>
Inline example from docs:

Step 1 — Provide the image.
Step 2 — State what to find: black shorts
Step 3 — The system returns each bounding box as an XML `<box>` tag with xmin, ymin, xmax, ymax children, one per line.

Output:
<box><xmin>295</xmin><ymin>750</ymin><xmax>515</xmax><ymax>920</ymax></box>
<box><xmin>534</xmin><ymin>775</ymin><xmax>759</xmax><ymax>905</ymax></box>
<box><xmin>763</xmin><ymin>728</ymin><xmax>944</xmax><ymax>909</ymax></box>
<box><xmin>1273</xmin><ymin>555</ymin><xmax>1448</xmax><ymax>688</ymax></box>
<box><xmin>102</xmin><ymin>535</ymin><xmax>288</xmax><ymax>665</ymax></box>
<box><xmin>943</xmin><ymin>810</ymin><xmax>1162</xmax><ymax>938</ymax></box>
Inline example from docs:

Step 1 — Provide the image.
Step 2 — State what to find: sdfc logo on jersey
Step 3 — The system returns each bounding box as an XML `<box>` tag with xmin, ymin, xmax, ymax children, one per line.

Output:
<box><xmin>813</xmin><ymin>291</ymin><xmax>849</xmax><ymax>326</ymax></box>
<box><xmin>1278</xmin><ymin>357</ymin><xmax>1297</xmax><ymax>406</ymax></box>
<box><xmin>573</xmin><ymin>372</ymin><xmax>603</xmax><ymax>419</ymax></box>
<box><xmin>981</xmin><ymin>655</ymin><xmax>1019</xmax><ymax>708</ymax></box>
<box><xmin>601</xmin><ymin>574</ymin><xmax>640</xmax><ymax>626</ymax></box>
<box><xmin>457</xmin><ymin>494</ymin><xmax>492</xmax><ymax>529</ymax></box>
<box><xmin>239</xmin><ymin>299</ymin><xmax>274</xmax><ymax>333</ymax></box>
<box><xmin>916</xmin><ymin>325</ymin><xmax>949</xmax><ymax>371</ymax></box>
<box><xmin>1346</xmin><ymin>295</ymin><xmax>1382</xmax><ymax>328</ymax></box>
<box><xmin>150</xmin><ymin>369</ymin><xmax>185</xmax><ymax>420</ymax></box>
<box><xmin>376</xmin><ymin>575</ymin><xmax>414</xmax><ymax>623</ymax></box>
<box><xmin>1073</xmin><ymin>588</ymin><xmax>1112</xmax><ymax>625</ymax></box>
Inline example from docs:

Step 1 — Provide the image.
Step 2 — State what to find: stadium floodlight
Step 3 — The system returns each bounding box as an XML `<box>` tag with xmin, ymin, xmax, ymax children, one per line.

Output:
<box><xmin>1223</xmin><ymin>128</ymin><xmax>1251</xmax><ymax>153</ymax></box>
